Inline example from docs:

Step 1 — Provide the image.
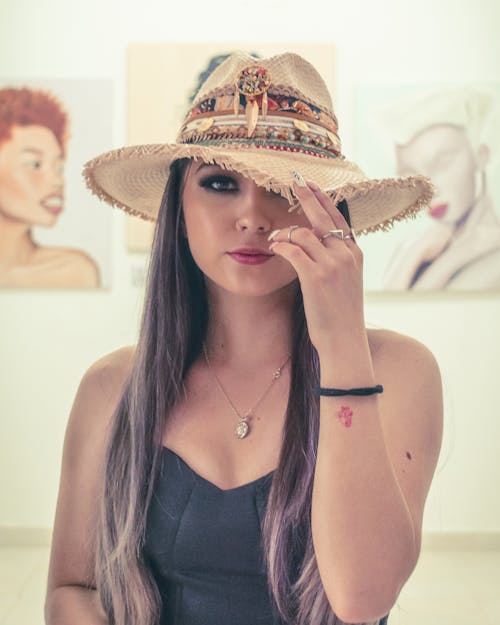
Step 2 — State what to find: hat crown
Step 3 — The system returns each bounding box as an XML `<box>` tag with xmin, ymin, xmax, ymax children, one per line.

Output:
<box><xmin>192</xmin><ymin>51</ymin><xmax>335</xmax><ymax>117</ymax></box>
<box><xmin>83</xmin><ymin>50</ymin><xmax>434</xmax><ymax>235</ymax></box>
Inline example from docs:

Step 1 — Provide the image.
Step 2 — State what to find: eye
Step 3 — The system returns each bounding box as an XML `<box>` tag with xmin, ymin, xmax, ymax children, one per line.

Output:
<box><xmin>199</xmin><ymin>174</ymin><xmax>239</xmax><ymax>193</ymax></box>
<box><xmin>23</xmin><ymin>159</ymin><xmax>42</xmax><ymax>170</ymax></box>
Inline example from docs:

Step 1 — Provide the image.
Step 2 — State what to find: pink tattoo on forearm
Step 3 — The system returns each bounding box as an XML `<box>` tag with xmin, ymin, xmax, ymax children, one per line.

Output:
<box><xmin>337</xmin><ymin>405</ymin><xmax>353</xmax><ymax>428</ymax></box>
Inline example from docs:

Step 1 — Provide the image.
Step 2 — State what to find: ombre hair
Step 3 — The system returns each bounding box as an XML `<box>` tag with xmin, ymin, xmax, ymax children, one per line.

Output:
<box><xmin>95</xmin><ymin>158</ymin><xmax>370</xmax><ymax>625</ymax></box>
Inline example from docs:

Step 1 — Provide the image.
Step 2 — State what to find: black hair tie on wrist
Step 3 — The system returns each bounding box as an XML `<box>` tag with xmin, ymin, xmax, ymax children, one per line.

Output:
<box><xmin>313</xmin><ymin>384</ymin><xmax>384</xmax><ymax>397</ymax></box>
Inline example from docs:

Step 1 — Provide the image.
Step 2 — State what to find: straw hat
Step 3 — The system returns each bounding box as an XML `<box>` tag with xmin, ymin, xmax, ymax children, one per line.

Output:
<box><xmin>83</xmin><ymin>51</ymin><xmax>434</xmax><ymax>235</ymax></box>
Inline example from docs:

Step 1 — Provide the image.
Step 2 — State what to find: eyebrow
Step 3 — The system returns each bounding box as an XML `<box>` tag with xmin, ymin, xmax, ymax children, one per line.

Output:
<box><xmin>21</xmin><ymin>148</ymin><xmax>44</xmax><ymax>155</ymax></box>
<box><xmin>195</xmin><ymin>162</ymin><xmax>223</xmax><ymax>174</ymax></box>
<box><xmin>21</xmin><ymin>147</ymin><xmax>63</xmax><ymax>157</ymax></box>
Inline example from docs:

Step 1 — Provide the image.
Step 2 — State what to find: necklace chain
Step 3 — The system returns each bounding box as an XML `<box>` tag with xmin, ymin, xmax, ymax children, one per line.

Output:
<box><xmin>202</xmin><ymin>343</ymin><xmax>291</xmax><ymax>439</ymax></box>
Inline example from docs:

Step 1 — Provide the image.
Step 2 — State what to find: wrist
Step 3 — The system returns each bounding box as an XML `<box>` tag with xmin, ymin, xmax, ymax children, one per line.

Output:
<box><xmin>314</xmin><ymin>384</ymin><xmax>383</xmax><ymax>397</ymax></box>
<box><xmin>318</xmin><ymin>345</ymin><xmax>375</xmax><ymax>388</ymax></box>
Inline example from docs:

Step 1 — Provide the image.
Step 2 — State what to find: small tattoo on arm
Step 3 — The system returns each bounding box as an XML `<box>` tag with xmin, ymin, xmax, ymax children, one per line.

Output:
<box><xmin>406</xmin><ymin>451</ymin><xmax>412</xmax><ymax>460</ymax></box>
<box><xmin>337</xmin><ymin>405</ymin><xmax>353</xmax><ymax>428</ymax></box>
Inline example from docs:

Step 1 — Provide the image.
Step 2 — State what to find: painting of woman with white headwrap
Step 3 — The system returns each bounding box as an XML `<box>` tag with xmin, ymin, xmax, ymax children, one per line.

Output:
<box><xmin>361</xmin><ymin>86</ymin><xmax>500</xmax><ymax>291</ymax></box>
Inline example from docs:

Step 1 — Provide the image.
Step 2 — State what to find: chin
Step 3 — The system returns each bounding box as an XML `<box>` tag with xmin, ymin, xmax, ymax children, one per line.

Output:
<box><xmin>34</xmin><ymin>214</ymin><xmax>59</xmax><ymax>228</ymax></box>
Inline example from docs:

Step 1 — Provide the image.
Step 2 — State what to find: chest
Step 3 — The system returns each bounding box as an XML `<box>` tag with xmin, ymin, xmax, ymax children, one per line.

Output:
<box><xmin>0</xmin><ymin>250</ymin><xmax>79</xmax><ymax>287</ymax></box>
<box><xmin>162</xmin><ymin>361</ymin><xmax>289</xmax><ymax>490</ymax></box>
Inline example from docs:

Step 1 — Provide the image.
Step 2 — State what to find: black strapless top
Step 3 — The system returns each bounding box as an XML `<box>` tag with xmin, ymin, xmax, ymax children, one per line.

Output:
<box><xmin>144</xmin><ymin>447</ymin><xmax>389</xmax><ymax>625</ymax></box>
<box><xmin>144</xmin><ymin>447</ymin><xmax>278</xmax><ymax>624</ymax></box>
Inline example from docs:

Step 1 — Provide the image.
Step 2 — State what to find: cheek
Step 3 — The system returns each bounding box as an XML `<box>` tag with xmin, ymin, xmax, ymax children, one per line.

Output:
<box><xmin>0</xmin><ymin>168</ymin><xmax>37</xmax><ymax>215</ymax></box>
<box><xmin>183</xmin><ymin>210</ymin><xmax>221</xmax><ymax>268</ymax></box>
<box><xmin>431</xmin><ymin>155</ymin><xmax>475</xmax><ymax>203</ymax></box>
<box><xmin>0</xmin><ymin>167</ymin><xmax>54</xmax><ymax>227</ymax></box>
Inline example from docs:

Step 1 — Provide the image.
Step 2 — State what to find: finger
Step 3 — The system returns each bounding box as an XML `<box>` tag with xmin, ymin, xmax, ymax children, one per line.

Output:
<box><xmin>305</xmin><ymin>180</ymin><xmax>356</xmax><ymax>236</ymax></box>
<box><xmin>268</xmin><ymin>226</ymin><xmax>331</xmax><ymax>263</ymax></box>
<box><xmin>306</xmin><ymin>181</ymin><xmax>347</xmax><ymax>231</ymax></box>
<box><xmin>268</xmin><ymin>239</ymin><xmax>316</xmax><ymax>276</ymax></box>
<box><xmin>292</xmin><ymin>179</ymin><xmax>335</xmax><ymax>236</ymax></box>
<box><xmin>310</xmin><ymin>183</ymin><xmax>354</xmax><ymax>241</ymax></box>
<box><xmin>308</xmin><ymin>187</ymin><xmax>359</xmax><ymax>250</ymax></box>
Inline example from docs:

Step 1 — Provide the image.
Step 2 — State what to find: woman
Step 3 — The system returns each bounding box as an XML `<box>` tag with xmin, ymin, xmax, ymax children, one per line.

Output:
<box><xmin>379</xmin><ymin>87</ymin><xmax>500</xmax><ymax>290</ymax></box>
<box><xmin>45</xmin><ymin>52</ymin><xmax>443</xmax><ymax>625</ymax></box>
<box><xmin>0</xmin><ymin>87</ymin><xmax>100</xmax><ymax>287</ymax></box>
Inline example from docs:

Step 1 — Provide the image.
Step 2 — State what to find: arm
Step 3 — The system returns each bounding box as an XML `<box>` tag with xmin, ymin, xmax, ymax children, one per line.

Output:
<box><xmin>268</xmin><ymin>180</ymin><xmax>443</xmax><ymax>623</ymax></box>
<box><xmin>44</xmin><ymin>347</ymin><xmax>134</xmax><ymax>625</ymax></box>
<box><xmin>311</xmin><ymin>330</ymin><xmax>443</xmax><ymax>623</ymax></box>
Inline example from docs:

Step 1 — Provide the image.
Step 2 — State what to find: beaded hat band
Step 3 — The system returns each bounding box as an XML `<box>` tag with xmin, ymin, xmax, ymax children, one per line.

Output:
<box><xmin>83</xmin><ymin>52</ymin><xmax>434</xmax><ymax>234</ymax></box>
<box><xmin>179</xmin><ymin>112</ymin><xmax>340</xmax><ymax>160</ymax></box>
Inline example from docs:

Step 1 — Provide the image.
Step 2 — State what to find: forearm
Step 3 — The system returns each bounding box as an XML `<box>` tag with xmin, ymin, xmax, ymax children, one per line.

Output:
<box><xmin>311</xmin><ymin>337</ymin><xmax>416</xmax><ymax>623</ymax></box>
<box><xmin>45</xmin><ymin>586</ymin><xmax>109</xmax><ymax>625</ymax></box>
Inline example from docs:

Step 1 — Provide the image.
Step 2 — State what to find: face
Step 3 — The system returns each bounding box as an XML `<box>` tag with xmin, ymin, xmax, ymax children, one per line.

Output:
<box><xmin>0</xmin><ymin>124</ymin><xmax>64</xmax><ymax>227</ymax></box>
<box><xmin>182</xmin><ymin>161</ymin><xmax>311</xmax><ymax>298</ymax></box>
<box><xmin>396</xmin><ymin>124</ymin><xmax>484</xmax><ymax>226</ymax></box>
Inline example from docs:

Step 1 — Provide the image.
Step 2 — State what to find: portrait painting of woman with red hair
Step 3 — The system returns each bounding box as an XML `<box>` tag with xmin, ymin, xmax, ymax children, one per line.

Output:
<box><xmin>0</xmin><ymin>87</ymin><xmax>101</xmax><ymax>288</ymax></box>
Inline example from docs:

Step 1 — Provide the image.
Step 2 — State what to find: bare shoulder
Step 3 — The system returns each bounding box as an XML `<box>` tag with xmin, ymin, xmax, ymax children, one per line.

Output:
<box><xmin>35</xmin><ymin>246</ymin><xmax>101</xmax><ymax>287</ymax></box>
<box><xmin>46</xmin><ymin>345</ymin><xmax>136</xmax><ymax>594</ymax></box>
<box><xmin>367</xmin><ymin>327</ymin><xmax>441</xmax><ymax>385</ymax></box>
<box><xmin>83</xmin><ymin>345</ymin><xmax>136</xmax><ymax>400</ymax></box>
<box><xmin>70</xmin><ymin>345</ymin><xmax>136</xmax><ymax>434</ymax></box>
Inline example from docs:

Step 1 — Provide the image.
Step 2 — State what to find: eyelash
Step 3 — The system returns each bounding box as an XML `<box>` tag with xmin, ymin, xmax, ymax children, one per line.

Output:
<box><xmin>23</xmin><ymin>160</ymin><xmax>42</xmax><ymax>169</ymax></box>
<box><xmin>199</xmin><ymin>175</ymin><xmax>239</xmax><ymax>193</ymax></box>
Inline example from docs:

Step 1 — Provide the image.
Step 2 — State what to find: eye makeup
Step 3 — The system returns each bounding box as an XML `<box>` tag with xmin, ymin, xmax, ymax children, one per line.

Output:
<box><xmin>198</xmin><ymin>174</ymin><xmax>239</xmax><ymax>193</ymax></box>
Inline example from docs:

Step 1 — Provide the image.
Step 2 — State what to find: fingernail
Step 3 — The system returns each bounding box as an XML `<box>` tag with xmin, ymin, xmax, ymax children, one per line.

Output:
<box><xmin>267</xmin><ymin>229</ymin><xmax>281</xmax><ymax>241</ymax></box>
<box><xmin>292</xmin><ymin>171</ymin><xmax>307</xmax><ymax>187</ymax></box>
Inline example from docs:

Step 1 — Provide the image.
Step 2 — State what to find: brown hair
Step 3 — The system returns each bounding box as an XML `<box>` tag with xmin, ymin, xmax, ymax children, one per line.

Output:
<box><xmin>0</xmin><ymin>87</ymin><xmax>69</xmax><ymax>156</ymax></box>
<box><xmin>95</xmin><ymin>158</ymin><xmax>367</xmax><ymax>625</ymax></box>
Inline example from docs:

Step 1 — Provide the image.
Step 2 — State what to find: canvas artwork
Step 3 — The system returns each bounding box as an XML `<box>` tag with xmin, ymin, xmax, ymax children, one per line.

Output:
<box><xmin>355</xmin><ymin>84</ymin><xmax>500</xmax><ymax>292</ymax></box>
<box><xmin>0</xmin><ymin>79</ymin><xmax>113</xmax><ymax>288</ymax></box>
<box><xmin>126</xmin><ymin>42</ymin><xmax>336</xmax><ymax>252</ymax></box>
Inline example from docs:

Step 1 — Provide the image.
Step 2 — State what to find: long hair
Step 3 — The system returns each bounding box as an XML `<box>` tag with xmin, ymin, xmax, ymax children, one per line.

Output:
<box><xmin>95</xmin><ymin>158</ymin><xmax>363</xmax><ymax>625</ymax></box>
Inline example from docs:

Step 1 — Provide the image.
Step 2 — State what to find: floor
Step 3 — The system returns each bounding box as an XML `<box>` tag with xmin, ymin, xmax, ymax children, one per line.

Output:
<box><xmin>0</xmin><ymin>546</ymin><xmax>498</xmax><ymax>624</ymax></box>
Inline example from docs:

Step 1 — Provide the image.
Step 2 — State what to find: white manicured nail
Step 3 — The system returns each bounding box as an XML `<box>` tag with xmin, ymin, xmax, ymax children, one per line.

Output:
<box><xmin>293</xmin><ymin>171</ymin><xmax>307</xmax><ymax>187</ymax></box>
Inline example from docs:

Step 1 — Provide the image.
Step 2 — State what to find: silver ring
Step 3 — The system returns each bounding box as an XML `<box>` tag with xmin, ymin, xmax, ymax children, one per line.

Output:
<box><xmin>320</xmin><ymin>229</ymin><xmax>345</xmax><ymax>242</ymax></box>
<box><xmin>288</xmin><ymin>225</ymin><xmax>299</xmax><ymax>242</ymax></box>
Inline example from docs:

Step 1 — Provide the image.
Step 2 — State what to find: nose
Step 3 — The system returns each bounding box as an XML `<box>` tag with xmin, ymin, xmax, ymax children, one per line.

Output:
<box><xmin>47</xmin><ymin>159</ymin><xmax>64</xmax><ymax>191</ymax></box>
<box><xmin>235</xmin><ymin>184</ymin><xmax>273</xmax><ymax>233</ymax></box>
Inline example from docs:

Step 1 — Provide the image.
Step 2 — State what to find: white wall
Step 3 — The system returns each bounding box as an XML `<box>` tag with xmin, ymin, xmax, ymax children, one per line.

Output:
<box><xmin>1</xmin><ymin>0</ymin><xmax>499</xmax><ymax>532</ymax></box>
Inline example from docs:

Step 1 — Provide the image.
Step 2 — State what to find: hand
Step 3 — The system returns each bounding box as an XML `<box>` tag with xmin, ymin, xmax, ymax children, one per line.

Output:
<box><xmin>268</xmin><ymin>175</ymin><xmax>366</xmax><ymax>354</ymax></box>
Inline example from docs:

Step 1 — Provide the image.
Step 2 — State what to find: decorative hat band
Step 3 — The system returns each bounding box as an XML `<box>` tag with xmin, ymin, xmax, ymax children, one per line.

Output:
<box><xmin>177</xmin><ymin>64</ymin><xmax>342</xmax><ymax>159</ymax></box>
<box><xmin>178</xmin><ymin>111</ymin><xmax>342</xmax><ymax>159</ymax></box>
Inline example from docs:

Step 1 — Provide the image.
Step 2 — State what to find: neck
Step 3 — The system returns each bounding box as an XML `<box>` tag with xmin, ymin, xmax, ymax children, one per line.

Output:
<box><xmin>453</xmin><ymin>191</ymin><xmax>497</xmax><ymax>241</ymax></box>
<box><xmin>204</xmin><ymin>279</ymin><xmax>297</xmax><ymax>369</ymax></box>
<box><xmin>0</xmin><ymin>214</ymin><xmax>37</xmax><ymax>266</ymax></box>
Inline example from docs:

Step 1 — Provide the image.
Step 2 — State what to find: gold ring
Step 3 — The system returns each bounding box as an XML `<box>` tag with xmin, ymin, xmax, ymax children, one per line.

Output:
<box><xmin>288</xmin><ymin>225</ymin><xmax>300</xmax><ymax>242</ymax></box>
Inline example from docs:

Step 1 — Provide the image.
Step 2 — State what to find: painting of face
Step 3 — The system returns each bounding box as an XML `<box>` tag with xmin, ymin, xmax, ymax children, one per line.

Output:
<box><xmin>0</xmin><ymin>124</ymin><xmax>64</xmax><ymax>228</ymax></box>
<box><xmin>395</xmin><ymin>125</ymin><xmax>479</xmax><ymax>227</ymax></box>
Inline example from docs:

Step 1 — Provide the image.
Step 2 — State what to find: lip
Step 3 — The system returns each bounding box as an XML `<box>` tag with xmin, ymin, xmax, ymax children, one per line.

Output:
<box><xmin>228</xmin><ymin>248</ymin><xmax>274</xmax><ymax>265</ymax></box>
<box><xmin>230</xmin><ymin>248</ymin><xmax>274</xmax><ymax>255</ymax></box>
<box><xmin>428</xmin><ymin>203</ymin><xmax>448</xmax><ymax>219</ymax></box>
<box><xmin>41</xmin><ymin>195</ymin><xmax>64</xmax><ymax>215</ymax></box>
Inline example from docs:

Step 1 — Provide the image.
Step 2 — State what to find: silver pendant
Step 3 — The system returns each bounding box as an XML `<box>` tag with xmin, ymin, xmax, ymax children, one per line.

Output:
<box><xmin>235</xmin><ymin>420</ymin><xmax>249</xmax><ymax>439</ymax></box>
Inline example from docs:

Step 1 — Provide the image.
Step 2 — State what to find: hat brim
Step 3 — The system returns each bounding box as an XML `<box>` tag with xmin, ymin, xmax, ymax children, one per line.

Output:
<box><xmin>83</xmin><ymin>143</ymin><xmax>434</xmax><ymax>235</ymax></box>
